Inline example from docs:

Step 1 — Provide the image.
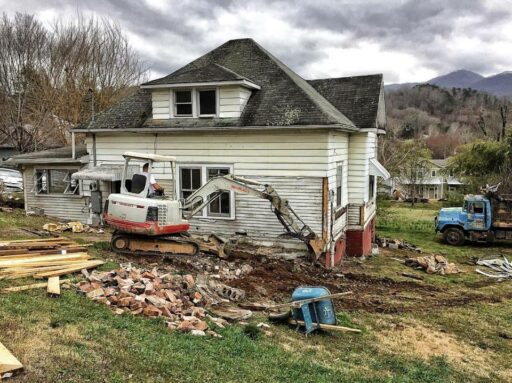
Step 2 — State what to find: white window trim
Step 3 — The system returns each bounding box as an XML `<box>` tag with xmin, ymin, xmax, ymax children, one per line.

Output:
<box><xmin>197</xmin><ymin>88</ymin><xmax>219</xmax><ymax>118</ymax></box>
<box><xmin>173</xmin><ymin>88</ymin><xmax>194</xmax><ymax>117</ymax></box>
<box><xmin>172</xmin><ymin>87</ymin><xmax>219</xmax><ymax>118</ymax></box>
<box><xmin>335</xmin><ymin>161</ymin><xmax>343</xmax><ymax>209</ymax></box>
<box><xmin>176</xmin><ymin>163</ymin><xmax>235</xmax><ymax>220</ymax></box>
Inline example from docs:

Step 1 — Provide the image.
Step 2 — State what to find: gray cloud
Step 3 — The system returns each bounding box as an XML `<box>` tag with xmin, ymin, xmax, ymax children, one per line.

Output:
<box><xmin>1</xmin><ymin>0</ymin><xmax>511</xmax><ymax>83</ymax></box>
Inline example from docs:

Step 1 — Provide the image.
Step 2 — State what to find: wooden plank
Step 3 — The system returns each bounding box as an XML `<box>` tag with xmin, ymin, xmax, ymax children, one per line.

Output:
<box><xmin>0</xmin><ymin>341</ymin><xmax>23</xmax><ymax>376</ymax></box>
<box><xmin>34</xmin><ymin>260</ymin><xmax>105</xmax><ymax>278</ymax></box>
<box><xmin>1</xmin><ymin>279</ymin><xmax>69</xmax><ymax>292</ymax></box>
<box><xmin>0</xmin><ymin>237</ymin><xmax>67</xmax><ymax>244</ymax></box>
<box><xmin>0</xmin><ymin>253</ymin><xmax>90</xmax><ymax>267</ymax></box>
<box><xmin>47</xmin><ymin>276</ymin><xmax>61</xmax><ymax>296</ymax></box>
<box><xmin>288</xmin><ymin>318</ymin><xmax>362</xmax><ymax>333</ymax></box>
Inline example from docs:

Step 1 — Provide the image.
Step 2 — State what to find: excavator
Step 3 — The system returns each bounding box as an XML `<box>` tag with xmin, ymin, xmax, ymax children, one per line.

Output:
<box><xmin>103</xmin><ymin>152</ymin><xmax>325</xmax><ymax>259</ymax></box>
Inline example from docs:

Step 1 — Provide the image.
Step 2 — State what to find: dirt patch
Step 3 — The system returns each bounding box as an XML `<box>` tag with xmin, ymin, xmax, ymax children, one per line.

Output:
<box><xmin>376</xmin><ymin>322</ymin><xmax>512</xmax><ymax>380</ymax></box>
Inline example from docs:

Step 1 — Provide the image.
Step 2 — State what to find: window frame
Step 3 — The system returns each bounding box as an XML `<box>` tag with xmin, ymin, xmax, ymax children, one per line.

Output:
<box><xmin>177</xmin><ymin>163</ymin><xmax>235</xmax><ymax>220</ymax></box>
<box><xmin>431</xmin><ymin>170</ymin><xmax>436</xmax><ymax>177</ymax></box>
<box><xmin>197</xmin><ymin>88</ymin><xmax>218</xmax><ymax>117</ymax></box>
<box><xmin>174</xmin><ymin>89</ymin><xmax>194</xmax><ymax>117</ymax></box>
<box><xmin>368</xmin><ymin>175</ymin><xmax>376</xmax><ymax>201</ymax></box>
<box><xmin>171</xmin><ymin>87</ymin><xmax>219</xmax><ymax>118</ymax></box>
<box><xmin>34</xmin><ymin>168</ymin><xmax>81</xmax><ymax>197</ymax></box>
<box><xmin>335</xmin><ymin>162</ymin><xmax>343</xmax><ymax>208</ymax></box>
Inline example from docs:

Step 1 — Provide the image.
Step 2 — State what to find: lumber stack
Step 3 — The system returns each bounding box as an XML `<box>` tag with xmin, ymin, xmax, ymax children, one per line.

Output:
<box><xmin>0</xmin><ymin>237</ymin><xmax>104</xmax><ymax>281</ymax></box>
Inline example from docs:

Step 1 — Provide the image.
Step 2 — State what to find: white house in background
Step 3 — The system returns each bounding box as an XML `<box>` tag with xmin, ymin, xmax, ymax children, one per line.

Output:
<box><xmin>10</xmin><ymin>38</ymin><xmax>389</xmax><ymax>264</ymax></box>
<box><xmin>397</xmin><ymin>159</ymin><xmax>464</xmax><ymax>200</ymax></box>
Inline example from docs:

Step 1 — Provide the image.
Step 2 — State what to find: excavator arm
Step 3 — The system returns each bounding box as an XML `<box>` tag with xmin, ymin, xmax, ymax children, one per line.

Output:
<box><xmin>181</xmin><ymin>174</ymin><xmax>325</xmax><ymax>259</ymax></box>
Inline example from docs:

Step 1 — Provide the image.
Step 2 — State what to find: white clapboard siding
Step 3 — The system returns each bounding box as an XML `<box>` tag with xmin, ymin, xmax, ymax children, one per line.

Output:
<box><xmin>219</xmin><ymin>86</ymin><xmax>252</xmax><ymax>118</ymax></box>
<box><xmin>23</xmin><ymin>166</ymin><xmax>89</xmax><ymax>222</ymax></box>
<box><xmin>86</xmin><ymin>131</ymin><xmax>328</xmax><ymax>238</ymax></box>
<box><xmin>347</xmin><ymin>131</ymin><xmax>378</xmax><ymax>228</ymax></box>
<box><xmin>152</xmin><ymin>90</ymin><xmax>170</xmax><ymax>119</ymax></box>
<box><xmin>326</xmin><ymin>131</ymin><xmax>349</xmax><ymax>239</ymax></box>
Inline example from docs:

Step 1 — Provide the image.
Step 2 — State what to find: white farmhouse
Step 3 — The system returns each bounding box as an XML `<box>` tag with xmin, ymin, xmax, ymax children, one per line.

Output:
<box><xmin>10</xmin><ymin>39</ymin><xmax>389</xmax><ymax>264</ymax></box>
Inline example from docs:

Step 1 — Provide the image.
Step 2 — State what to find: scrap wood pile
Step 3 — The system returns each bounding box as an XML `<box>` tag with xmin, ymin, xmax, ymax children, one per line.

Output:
<box><xmin>0</xmin><ymin>237</ymin><xmax>104</xmax><ymax>285</ymax></box>
<box><xmin>78</xmin><ymin>263</ymin><xmax>250</xmax><ymax>337</ymax></box>
<box><xmin>476</xmin><ymin>256</ymin><xmax>512</xmax><ymax>279</ymax></box>
<box><xmin>405</xmin><ymin>254</ymin><xmax>461</xmax><ymax>275</ymax></box>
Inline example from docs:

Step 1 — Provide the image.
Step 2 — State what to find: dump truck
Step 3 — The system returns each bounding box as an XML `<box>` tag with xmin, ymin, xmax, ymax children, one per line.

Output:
<box><xmin>435</xmin><ymin>184</ymin><xmax>512</xmax><ymax>245</ymax></box>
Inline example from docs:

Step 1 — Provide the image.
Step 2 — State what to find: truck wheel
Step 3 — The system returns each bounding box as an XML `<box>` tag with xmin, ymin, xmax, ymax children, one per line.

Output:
<box><xmin>443</xmin><ymin>227</ymin><xmax>465</xmax><ymax>246</ymax></box>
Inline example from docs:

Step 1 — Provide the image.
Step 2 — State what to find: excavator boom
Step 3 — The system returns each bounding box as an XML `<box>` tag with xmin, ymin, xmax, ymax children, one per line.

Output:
<box><xmin>181</xmin><ymin>175</ymin><xmax>325</xmax><ymax>258</ymax></box>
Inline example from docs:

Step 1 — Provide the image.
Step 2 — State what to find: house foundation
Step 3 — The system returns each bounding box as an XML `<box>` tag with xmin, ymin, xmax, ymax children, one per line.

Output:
<box><xmin>346</xmin><ymin>216</ymin><xmax>376</xmax><ymax>256</ymax></box>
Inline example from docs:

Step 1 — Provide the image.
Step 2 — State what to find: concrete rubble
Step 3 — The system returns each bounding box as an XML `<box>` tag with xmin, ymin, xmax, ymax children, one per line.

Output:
<box><xmin>405</xmin><ymin>255</ymin><xmax>461</xmax><ymax>275</ymax></box>
<box><xmin>77</xmin><ymin>263</ymin><xmax>252</xmax><ymax>336</ymax></box>
<box><xmin>376</xmin><ymin>236</ymin><xmax>422</xmax><ymax>252</ymax></box>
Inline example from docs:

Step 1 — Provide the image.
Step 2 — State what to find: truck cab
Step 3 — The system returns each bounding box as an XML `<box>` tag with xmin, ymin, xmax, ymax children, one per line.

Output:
<box><xmin>435</xmin><ymin>195</ymin><xmax>492</xmax><ymax>245</ymax></box>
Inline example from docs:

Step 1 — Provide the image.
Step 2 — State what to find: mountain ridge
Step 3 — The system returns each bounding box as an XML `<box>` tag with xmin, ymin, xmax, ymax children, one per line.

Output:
<box><xmin>386</xmin><ymin>69</ymin><xmax>512</xmax><ymax>97</ymax></box>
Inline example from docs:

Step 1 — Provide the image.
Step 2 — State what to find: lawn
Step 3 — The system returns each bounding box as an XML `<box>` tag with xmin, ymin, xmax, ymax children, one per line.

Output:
<box><xmin>1</xmin><ymin>206</ymin><xmax>512</xmax><ymax>382</ymax></box>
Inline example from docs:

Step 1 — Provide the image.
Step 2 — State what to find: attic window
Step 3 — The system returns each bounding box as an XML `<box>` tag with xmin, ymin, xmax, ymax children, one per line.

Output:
<box><xmin>199</xmin><ymin>90</ymin><xmax>217</xmax><ymax>116</ymax></box>
<box><xmin>175</xmin><ymin>90</ymin><xmax>193</xmax><ymax>116</ymax></box>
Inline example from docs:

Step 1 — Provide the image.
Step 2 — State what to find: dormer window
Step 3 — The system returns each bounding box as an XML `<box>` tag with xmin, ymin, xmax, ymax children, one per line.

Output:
<box><xmin>175</xmin><ymin>90</ymin><xmax>193</xmax><ymax>116</ymax></box>
<box><xmin>199</xmin><ymin>89</ymin><xmax>217</xmax><ymax>116</ymax></box>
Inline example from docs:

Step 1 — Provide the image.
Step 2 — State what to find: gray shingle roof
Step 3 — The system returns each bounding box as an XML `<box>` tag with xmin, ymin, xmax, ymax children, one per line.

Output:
<box><xmin>143</xmin><ymin>63</ymin><xmax>255</xmax><ymax>85</ymax></box>
<box><xmin>308</xmin><ymin>74</ymin><xmax>383</xmax><ymax>130</ymax></box>
<box><xmin>76</xmin><ymin>39</ymin><xmax>384</xmax><ymax>132</ymax></box>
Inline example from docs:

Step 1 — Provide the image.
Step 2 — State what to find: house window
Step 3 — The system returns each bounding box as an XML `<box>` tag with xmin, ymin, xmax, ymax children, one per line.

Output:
<box><xmin>175</xmin><ymin>90</ymin><xmax>193</xmax><ymax>116</ymax></box>
<box><xmin>199</xmin><ymin>90</ymin><xmax>217</xmax><ymax>116</ymax></box>
<box><xmin>180</xmin><ymin>167</ymin><xmax>201</xmax><ymax>199</ymax></box>
<box><xmin>368</xmin><ymin>175</ymin><xmax>375</xmax><ymax>200</ymax></box>
<box><xmin>431</xmin><ymin>170</ymin><xmax>436</xmax><ymax>177</ymax></box>
<box><xmin>35</xmin><ymin>169</ymin><xmax>79</xmax><ymax>195</ymax></box>
<box><xmin>336</xmin><ymin>163</ymin><xmax>343</xmax><ymax>207</ymax></box>
<box><xmin>178</xmin><ymin>164</ymin><xmax>234</xmax><ymax>219</ymax></box>
<box><xmin>207</xmin><ymin>168</ymin><xmax>230</xmax><ymax>216</ymax></box>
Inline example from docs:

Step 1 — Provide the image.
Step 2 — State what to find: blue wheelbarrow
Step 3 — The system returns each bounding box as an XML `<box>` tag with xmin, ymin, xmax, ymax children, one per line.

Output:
<box><xmin>268</xmin><ymin>286</ymin><xmax>361</xmax><ymax>334</ymax></box>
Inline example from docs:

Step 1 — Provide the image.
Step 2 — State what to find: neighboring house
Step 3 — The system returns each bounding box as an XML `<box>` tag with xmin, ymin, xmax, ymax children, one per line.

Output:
<box><xmin>9</xmin><ymin>38</ymin><xmax>389</xmax><ymax>263</ymax></box>
<box><xmin>397</xmin><ymin>159</ymin><xmax>464</xmax><ymax>200</ymax></box>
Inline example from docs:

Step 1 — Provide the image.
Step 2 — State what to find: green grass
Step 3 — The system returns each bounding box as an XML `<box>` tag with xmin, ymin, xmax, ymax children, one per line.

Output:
<box><xmin>2</xmin><ymin>208</ymin><xmax>512</xmax><ymax>382</ymax></box>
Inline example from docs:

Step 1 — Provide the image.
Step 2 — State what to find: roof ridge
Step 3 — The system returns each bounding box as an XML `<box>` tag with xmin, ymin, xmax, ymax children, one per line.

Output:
<box><xmin>250</xmin><ymin>40</ymin><xmax>355</xmax><ymax>128</ymax></box>
<box><xmin>309</xmin><ymin>73</ymin><xmax>383</xmax><ymax>82</ymax></box>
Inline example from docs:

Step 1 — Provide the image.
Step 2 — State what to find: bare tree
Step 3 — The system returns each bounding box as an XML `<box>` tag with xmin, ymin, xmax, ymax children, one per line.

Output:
<box><xmin>0</xmin><ymin>13</ymin><xmax>147</xmax><ymax>153</ymax></box>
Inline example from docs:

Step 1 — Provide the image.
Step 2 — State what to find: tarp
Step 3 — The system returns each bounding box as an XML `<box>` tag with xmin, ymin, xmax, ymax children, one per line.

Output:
<box><xmin>71</xmin><ymin>165</ymin><xmax>135</xmax><ymax>181</ymax></box>
<box><xmin>369</xmin><ymin>158</ymin><xmax>390</xmax><ymax>180</ymax></box>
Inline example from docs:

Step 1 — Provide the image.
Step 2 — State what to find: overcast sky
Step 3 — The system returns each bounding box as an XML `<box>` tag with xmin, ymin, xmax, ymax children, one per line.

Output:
<box><xmin>1</xmin><ymin>0</ymin><xmax>511</xmax><ymax>83</ymax></box>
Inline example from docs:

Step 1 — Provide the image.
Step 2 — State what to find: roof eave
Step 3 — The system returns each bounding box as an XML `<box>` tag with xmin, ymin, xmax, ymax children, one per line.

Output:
<box><xmin>140</xmin><ymin>79</ymin><xmax>261</xmax><ymax>90</ymax></box>
<box><xmin>72</xmin><ymin>123</ymin><xmax>358</xmax><ymax>134</ymax></box>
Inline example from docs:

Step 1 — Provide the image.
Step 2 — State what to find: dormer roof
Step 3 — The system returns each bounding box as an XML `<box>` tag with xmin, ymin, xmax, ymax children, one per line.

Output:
<box><xmin>142</xmin><ymin>63</ymin><xmax>259</xmax><ymax>89</ymax></box>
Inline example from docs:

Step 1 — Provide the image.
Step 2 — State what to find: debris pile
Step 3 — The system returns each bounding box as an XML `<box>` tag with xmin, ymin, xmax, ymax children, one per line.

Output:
<box><xmin>43</xmin><ymin>222</ymin><xmax>104</xmax><ymax>234</ymax></box>
<box><xmin>405</xmin><ymin>255</ymin><xmax>461</xmax><ymax>275</ymax></box>
<box><xmin>78</xmin><ymin>263</ymin><xmax>246</xmax><ymax>336</ymax></box>
<box><xmin>0</xmin><ymin>237</ymin><xmax>104</xmax><ymax>281</ymax></box>
<box><xmin>476</xmin><ymin>256</ymin><xmax>512</xmax><ymax>279</ymax></box>
<box><xmin>376</xmin><ymin>237</ymin><xmax>422</xmax><ymax>252</ymax></box>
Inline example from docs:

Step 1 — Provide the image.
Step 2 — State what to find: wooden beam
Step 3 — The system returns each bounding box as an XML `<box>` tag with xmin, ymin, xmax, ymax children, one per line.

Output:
<box><xmin>0</xmin><ymin>341</ymin><xmax>23</xmax><ymax>376</ymax></box>
<box><xmin>47</xmin><ymin>276</ymin><xmax>61</xmax><ymax>296</ymax></box>
<box><xmin>1</xmin><ymin>279</ymin><xmax>69</xmax><ymax>293</ymax></box>
<box><xmin>34</xmin><ymin>260</ymin><xmax>105</xmax><ymax>278</ymax></box>
<box><xmin>288</xmin><ymin>318</ymin><xmax>362</xmax><ymax>333</ymax></box>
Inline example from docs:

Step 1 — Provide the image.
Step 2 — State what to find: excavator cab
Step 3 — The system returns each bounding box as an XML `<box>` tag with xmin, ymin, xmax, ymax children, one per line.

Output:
<box><xmin>120</xmin><ymin>152</ymin><xmax>176</xmax><ymax>198</ymax></box>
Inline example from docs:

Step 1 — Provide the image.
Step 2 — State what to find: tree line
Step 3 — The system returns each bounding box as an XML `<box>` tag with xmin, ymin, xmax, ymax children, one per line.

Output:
<box><xmin>0</xmin><ymin>13</ymin><xmax>147</xmax><ymax>153</ymax></box>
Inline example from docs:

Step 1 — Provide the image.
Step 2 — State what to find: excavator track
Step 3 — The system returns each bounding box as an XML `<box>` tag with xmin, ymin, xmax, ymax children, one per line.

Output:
<box><xmin>111</xmin><ymin>233</ymin><xmax>201</xmax><ymax>257</ymax></box>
